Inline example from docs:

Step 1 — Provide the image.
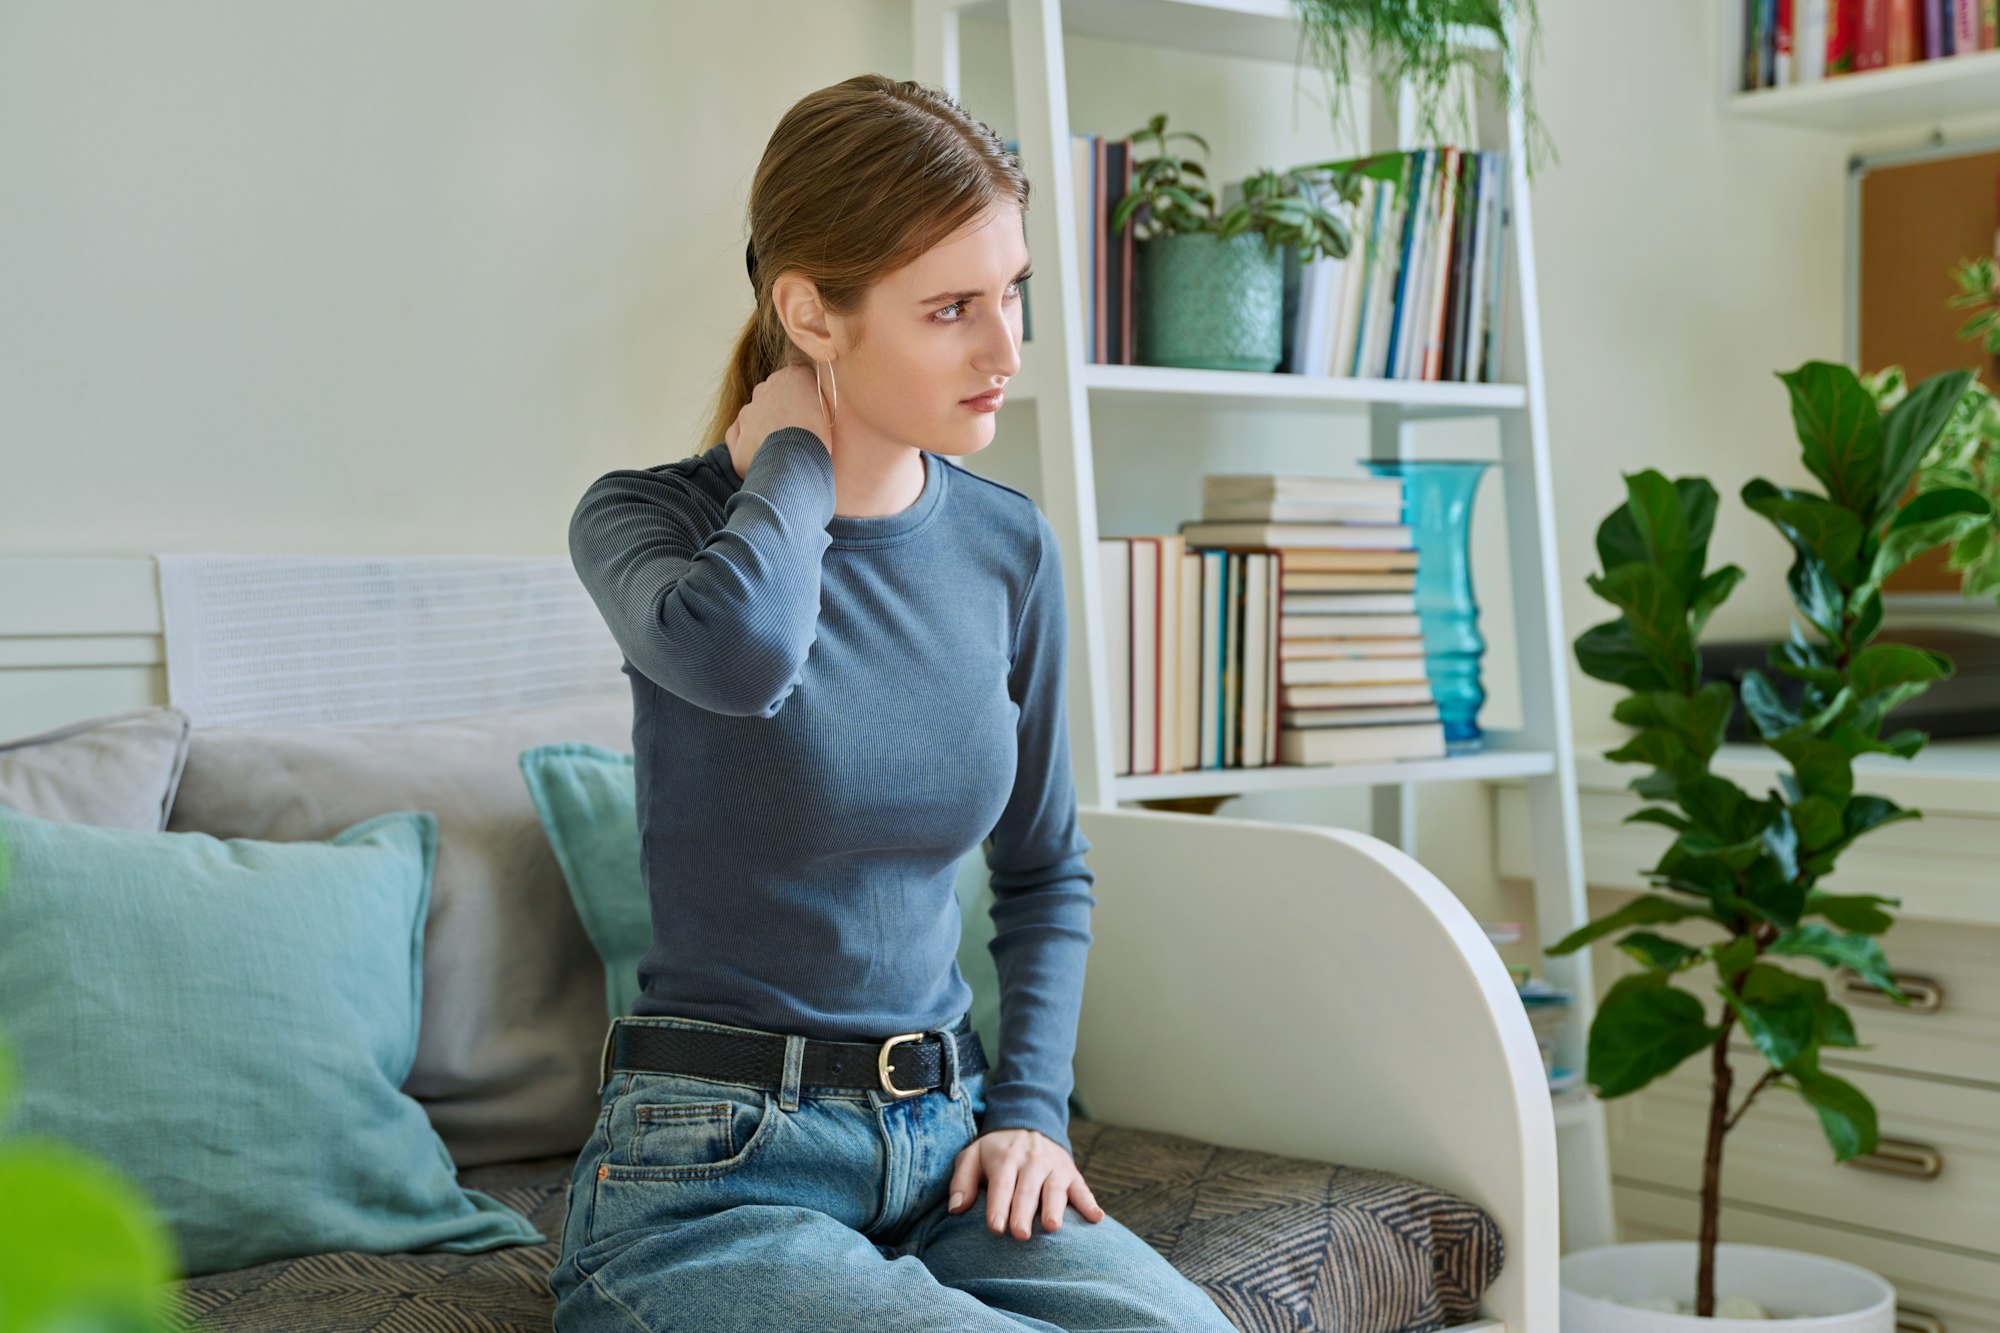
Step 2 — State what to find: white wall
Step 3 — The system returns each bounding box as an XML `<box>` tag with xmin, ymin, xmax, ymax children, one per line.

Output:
<box><xmin>0</xmin><ymin>0</ymin><xmax>1899</xmax><ymax>927</ymax></box>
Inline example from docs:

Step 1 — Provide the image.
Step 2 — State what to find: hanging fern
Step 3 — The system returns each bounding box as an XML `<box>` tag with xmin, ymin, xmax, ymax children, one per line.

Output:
<box><xmin>1288</xmin><ymin>0</ymin><xmax>1556</xmax><ymax>183</ymax></box>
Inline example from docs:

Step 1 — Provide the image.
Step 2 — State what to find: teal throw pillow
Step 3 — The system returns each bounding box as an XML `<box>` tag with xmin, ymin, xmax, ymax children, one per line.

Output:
<box><xmin>0</xmin><ymin>804</ymin><xmax>545</xmax><ymax>1277</ymax></box>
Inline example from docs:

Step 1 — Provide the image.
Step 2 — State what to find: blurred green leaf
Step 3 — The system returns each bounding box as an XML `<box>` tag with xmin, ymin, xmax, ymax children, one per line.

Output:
<box><xmin>1589</xmin><ymin>973</ymin><xmax>1725</xmax><ymax>1098</ymax></box>
<box><xmin>1777</xmin><ymin>361</ymin><xmax>1885</xmax><ymax>516</ymax></box>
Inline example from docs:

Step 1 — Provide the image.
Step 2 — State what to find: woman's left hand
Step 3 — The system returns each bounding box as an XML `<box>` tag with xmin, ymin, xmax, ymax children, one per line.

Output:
<box><xmin>947</xmin><ymin>1128</ymin><xmax>1106</xmax><ymax>1241</ymax></box>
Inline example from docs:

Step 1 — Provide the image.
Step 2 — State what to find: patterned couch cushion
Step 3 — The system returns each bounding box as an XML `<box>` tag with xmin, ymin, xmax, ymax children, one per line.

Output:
<box><xmin>164</xmin><ymin>1116</ymin><xmax>1504</xmax><ymax>1332</ymax></box>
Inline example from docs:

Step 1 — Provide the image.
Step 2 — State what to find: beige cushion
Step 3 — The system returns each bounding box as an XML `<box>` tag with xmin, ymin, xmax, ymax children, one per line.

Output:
<box><xmin>0</xmin><ymin>706</ymin><xmax>193</xmax><ymax>831</ymax></box>
<box><xmin>164</xmin><ymin>691</ymin><xmax>634</xmax><ymax>1167</ymax></box>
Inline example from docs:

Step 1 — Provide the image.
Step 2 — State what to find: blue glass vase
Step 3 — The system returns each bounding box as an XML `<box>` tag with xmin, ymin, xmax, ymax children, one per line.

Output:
<box><xmin>1361</xmin><ymin>459</ymin><xmax>1492</xmax><ymax>752</ymax></box>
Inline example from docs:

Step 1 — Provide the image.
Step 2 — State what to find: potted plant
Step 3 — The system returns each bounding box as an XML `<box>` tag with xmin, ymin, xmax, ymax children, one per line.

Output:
<box><xmin>1287</xmin><ymin>0</ymin><xmax>1555</xmax><ymax>183</ymax></box>
<box><xmin>1856</xmin><ymin>255</ymin><xmax>2000</xmax><ymax>602</ymax></box>
<box><xmin>1546</xmin><ymin>358</ymin><xmax>1992</xmax><ymax>1327</ymax></box>
<box><xmin>1112</xmin><ymin>113</ymin><xmax>1360</xmax><ymax>371</ymax></box>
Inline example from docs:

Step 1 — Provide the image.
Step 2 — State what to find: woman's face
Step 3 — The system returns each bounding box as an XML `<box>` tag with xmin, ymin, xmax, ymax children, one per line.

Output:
<box><xmin>829</xmin><ymin>201</ymin><xmax>1029</xmax><ymax>462</ymax></box>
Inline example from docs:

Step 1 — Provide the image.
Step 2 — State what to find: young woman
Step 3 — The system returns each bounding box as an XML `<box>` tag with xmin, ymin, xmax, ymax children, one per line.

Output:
<box><xmin>547</xmin><ymin>75</ymin><xmax>1235</xmax><ymax>1331</ymax></box>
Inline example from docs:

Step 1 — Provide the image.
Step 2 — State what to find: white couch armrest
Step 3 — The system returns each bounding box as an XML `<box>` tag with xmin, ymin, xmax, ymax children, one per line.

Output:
<box><xmin>1074</xmin><ymin>806</ymin><xmax>1557</xmax><ymax>1332</ymax></box>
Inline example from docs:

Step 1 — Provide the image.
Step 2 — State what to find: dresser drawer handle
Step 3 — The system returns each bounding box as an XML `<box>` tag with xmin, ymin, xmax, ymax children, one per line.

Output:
<box><xmin>1837</xmin><ymin>968</ymin><xmax>1943</xmax><ymax>1013</ymax></box>
<box><xmin>1896</xmin><ymin>1305</ymin><xmax>1945</xmax><ymax>1333</ymax></box>
<box><xmin>1842</xmin><ymin>1136</ymin><xmax>1942</xmax><ymax>1180</ymax></box>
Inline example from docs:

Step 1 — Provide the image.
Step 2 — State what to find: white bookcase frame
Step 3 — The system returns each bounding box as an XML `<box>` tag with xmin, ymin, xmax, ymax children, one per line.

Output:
<box><xmin>914</xmin><ymin>0</ymin><xmax>1618</xmax><ymax>1252</ymax></box>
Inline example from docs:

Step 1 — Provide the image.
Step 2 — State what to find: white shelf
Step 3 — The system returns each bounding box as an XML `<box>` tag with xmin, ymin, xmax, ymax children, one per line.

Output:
<box><xmin>1113</xmin><ymin>744</ymin><xmax>1555</xmax><ymax>802</ymax></box>
<box><xmin>1553</xmin><ymin>1087</ymin><xmax>1599</xmax><ymax>1131</ymax></box>
<box><xmin>952</xmin><ymin>0</ymin><xmax>1499</xmax><ymax>63</ymax></box>
<box><xmin>1006</xmin><ymin>346</ymin><xmax>1527</xmax><ymax>416</ymax></box>
<box><xmin>918</xmin><ymin>0</ymin><xmax>1615</xmax><ymax>1265</ymax></box>
<box><xmin>1716</xmin><ymin>1</ymin><xmax>2000</xmax><ymax>132</ymax></box>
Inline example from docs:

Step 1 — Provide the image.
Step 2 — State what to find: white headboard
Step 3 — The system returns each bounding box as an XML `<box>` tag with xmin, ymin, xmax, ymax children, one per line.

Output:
<box><xmin>0</xmin><ymin>555</ymin><xmax>625</xmax><ymax>740</ymax></box>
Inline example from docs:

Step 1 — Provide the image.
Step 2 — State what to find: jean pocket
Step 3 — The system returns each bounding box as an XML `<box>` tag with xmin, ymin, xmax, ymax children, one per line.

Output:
<box><xmin>958</xmin><ymin>1067</ymin><xmax>987</xmax><ymax>1139</ymax></box>
<box><xmin>603</xmin><ymin>1073</ymin><xmax>778</xmax><ymax>1182</ymax></box>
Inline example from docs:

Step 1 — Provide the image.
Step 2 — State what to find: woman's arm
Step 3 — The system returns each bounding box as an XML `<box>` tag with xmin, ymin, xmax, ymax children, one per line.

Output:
<box><xmin>979</xmin><ymin>511</ymin><xmax>1098</xmax><ymax>1155</ymax></box>
<box><xmin>568</xmin><ymin>428</ymin><xmax>835</xmax><ymax>718</ymax></box>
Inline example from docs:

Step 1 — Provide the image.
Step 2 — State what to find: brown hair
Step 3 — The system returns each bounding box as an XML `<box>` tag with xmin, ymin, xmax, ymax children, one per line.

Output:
<box><xmin>695</xmin><ymin>74</ymin><xmax>1030</xmax><ymax>456</ymax></box>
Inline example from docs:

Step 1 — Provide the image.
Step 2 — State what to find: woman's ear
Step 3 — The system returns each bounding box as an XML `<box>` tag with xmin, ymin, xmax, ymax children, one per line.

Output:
<box><xmin>771</xmin><ymin>271</ymin><xmax>838</xmax><ymax>363</ymax></box>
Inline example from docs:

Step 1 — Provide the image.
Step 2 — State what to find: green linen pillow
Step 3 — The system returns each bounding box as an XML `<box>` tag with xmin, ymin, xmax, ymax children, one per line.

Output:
<box><xmin>517</xmin><ymin>742</ymin><xmax>1089</xmax><ymax>1121</ymax></box>
<box><xmin>0</xmin><ymin>803</ymin><xmax>545</xmax><ymax>1278</ymax></box>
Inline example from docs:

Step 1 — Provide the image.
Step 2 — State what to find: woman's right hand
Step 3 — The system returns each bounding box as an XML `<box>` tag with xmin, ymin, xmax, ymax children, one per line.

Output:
<box><xmin>725</xmin><ymin>361</ymin><xmax>834</xmax><ymax>481</ymax></box>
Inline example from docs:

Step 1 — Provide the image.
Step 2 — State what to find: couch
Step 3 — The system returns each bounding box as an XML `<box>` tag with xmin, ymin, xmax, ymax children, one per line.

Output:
<box><xmin>1</xmin><ymin>681</ymin><xmax>1551</xmax><ymax>1332</ymax></box>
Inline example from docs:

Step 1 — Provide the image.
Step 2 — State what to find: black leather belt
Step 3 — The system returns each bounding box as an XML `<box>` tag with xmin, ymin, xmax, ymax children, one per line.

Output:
<box><xmin>603</xmin><ymin>1016</ymin><xmax>987</xmax><ymax>1100</ymax></box>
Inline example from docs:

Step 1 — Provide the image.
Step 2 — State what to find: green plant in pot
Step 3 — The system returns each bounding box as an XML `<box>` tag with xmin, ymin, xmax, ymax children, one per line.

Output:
<box><xmin>1113</xmin><ymin>113</ymin><xmax>1359</xmax><ymax>371</ymax></box>
<box><xmin>1546</xmin><ymin>360</ymin><xmax>1991</xmax><ymax>1323</ymax></box>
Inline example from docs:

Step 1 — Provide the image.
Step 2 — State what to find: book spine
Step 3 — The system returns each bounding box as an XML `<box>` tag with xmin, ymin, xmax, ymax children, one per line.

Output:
<box><xmin>1463</xmin><ymin>152</ymin><xmax>1493</xmax><ymax>382</ymax></box>
<box><xmin>1481</xmin><ymin>155</ymin><xmax>1510</xmax><ymax>385</ymax></box>
<box><xmin>1799</xmin><ymin>0</ymin><xmax>1830</xmax><ymax>78</ymax></box>
<box><xmin>1384</xmin><ymin>149</ymin><xmax>1429</xmax><ymax>380</ymax></box>
<box><xmin>1886</xmin><ymin>0</ymin><xmax>1919</xmax><ymax>61</ymax></box>
<box><xmin>1093</xmin><ymin>134</ymin><xmax>1107</xmax><ymax>364</ymax></box>
<box><xmin>1955</xmin><ymin>0</ymin><xmax>1983</xmax><ymax>48</ymax></box>
<box><xmin>1425</xmin><ymin>146</ymin><xmax>1463</xmax><ymax>382</ymax></box>
<box><xmin>1826</xmin><ymin>0</ymin><xmax>1858</xmax><ymax>71</ymax></box>
<box><xmin>1858</xmin><ymin>0</ymin><xmax>1888</xmax><ymax>68</ymax></box>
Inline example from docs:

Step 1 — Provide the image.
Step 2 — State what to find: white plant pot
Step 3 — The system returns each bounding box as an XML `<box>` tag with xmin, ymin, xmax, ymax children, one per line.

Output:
<box><xmin>1562</xmin><ymin>1242</ymin><xmax>1896</xmax><ymax>1331</ymax></box>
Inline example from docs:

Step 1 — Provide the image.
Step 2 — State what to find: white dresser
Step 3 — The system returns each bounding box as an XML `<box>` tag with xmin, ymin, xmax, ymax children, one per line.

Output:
<box><xmin>1498</xmin><ymin>738</ymin><xmax>2000</xmax><ymax>1332</ymax></box>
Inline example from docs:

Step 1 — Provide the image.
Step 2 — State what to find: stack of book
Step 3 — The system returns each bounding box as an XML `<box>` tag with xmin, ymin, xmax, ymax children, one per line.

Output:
<box><xmin>1283</xmin><ymin>145</ymin><xmax>1511</xmax><ymax>385</ymax></box>
<box><xmin>1742</xmin><ymin>0</ymin><xmax>1997</xmax><ymax>90</ymax></box>
<box><xmin>1097</xmin><ymin>471</ymin><xmax>1447</xmax><ymax>777</ymax></box>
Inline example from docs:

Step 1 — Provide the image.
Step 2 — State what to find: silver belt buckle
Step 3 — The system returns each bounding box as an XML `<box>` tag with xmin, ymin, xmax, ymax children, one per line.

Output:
<box><xmin>877</xmin><ymin>1032</ymin><xmax>927</xmax><ymax>1099</ymax></box>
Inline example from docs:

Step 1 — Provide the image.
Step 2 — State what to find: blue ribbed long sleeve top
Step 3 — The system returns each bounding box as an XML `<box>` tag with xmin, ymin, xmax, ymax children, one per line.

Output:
<box><xmin>567</xmin><ymin>427</ymin><xmax>1096</xmax><ymax>1151</ymax></box>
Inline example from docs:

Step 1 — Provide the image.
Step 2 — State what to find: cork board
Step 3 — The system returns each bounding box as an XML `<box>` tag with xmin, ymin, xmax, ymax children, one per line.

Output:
<box><xmin>1855</xmin><ymin>142</ymin><xmax>2000</xmax><ymax>593</ymax></box>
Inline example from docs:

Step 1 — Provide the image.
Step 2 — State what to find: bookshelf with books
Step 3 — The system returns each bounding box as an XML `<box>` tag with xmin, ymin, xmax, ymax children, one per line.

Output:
<box><xmin>916</xmin><ymin>0</ymin><xmax>1615</xmax><ymax>1251</ymax></box>
<box><xmin>1721</xmin><ymin>0</ymin><xmax>2000</xmax><ymax>130</ymax></box>
<box><xmin>1102</xmin><ymin>470</ymin><xmax>1458</xmax><ymax>781</ymax></box>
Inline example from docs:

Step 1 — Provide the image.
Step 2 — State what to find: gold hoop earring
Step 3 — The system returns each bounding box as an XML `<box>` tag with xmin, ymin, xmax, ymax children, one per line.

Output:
<box><xmin>814</xmin><ymin>356</ymin><xmax>839</xmax><ymax>426</ymax></box>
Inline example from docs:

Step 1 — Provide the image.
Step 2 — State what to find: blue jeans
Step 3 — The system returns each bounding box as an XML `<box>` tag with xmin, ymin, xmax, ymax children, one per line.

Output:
<box><xmin>546</xmin><ymin>1012</ymin><xmax>1235</xmax><ymax>1332</ymax></box>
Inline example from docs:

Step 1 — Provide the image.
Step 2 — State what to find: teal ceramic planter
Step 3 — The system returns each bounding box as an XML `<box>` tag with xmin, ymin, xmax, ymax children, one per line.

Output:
<box><xmin>1136</xmin><ymin>231</ymin><xmax>1285</xmax><ymax>371</ymax></box>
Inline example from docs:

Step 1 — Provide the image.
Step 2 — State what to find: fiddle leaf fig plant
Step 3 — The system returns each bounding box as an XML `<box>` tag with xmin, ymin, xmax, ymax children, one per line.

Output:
<box><xmin>1546</xmin><ymin>359</ymin><xmax>1991</xmax><ymax>1317</ymax></box>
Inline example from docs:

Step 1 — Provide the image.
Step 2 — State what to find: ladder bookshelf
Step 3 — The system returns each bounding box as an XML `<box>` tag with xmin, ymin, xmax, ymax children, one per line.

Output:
<box><xmin>913</xmin><ymin>0</ymin><xmax>1616</xmax><ymax>1251</ymax></box>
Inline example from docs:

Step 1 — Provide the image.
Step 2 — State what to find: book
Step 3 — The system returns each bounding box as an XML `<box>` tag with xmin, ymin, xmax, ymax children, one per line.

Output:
<box><xmin>1279</xmin><ymin>636</ymin><xmax>1426</xmax><ymax>660</ymax></box>
<box><xmin>1198</xmin><ymin>548</ymin><xmax>1223</xmax><ymax>768</ymax></box>
<box><xmin>1241</xmin><ymin>553</ymin><xmax>1270</xmax><ymax>767</ymax></box>
<box><xmin>1421</xmin><ymin>146</ymin><xmax>1461</xmax><ymax>381</ymax></box>
<box><xmin>1279</xmin><ymin>657</ymin><xmax>1432</xmax><ymax>685</ymax></box>
<box><xmin>1281</xmin><ymin>681</ymin><xmax>1436</xmax><ymax>708</ymax></box>
<box><xmin>1201</xmin><ymin>497</ymin><xmax>1403</xmax><ymax>524</ymax></box>
<box><xmin>1277</xmin><ymin>720</ymin><xmax>1447</xmax><ymax>765</ymax></box>
<box><xmin>1281</xmin><ymin>571</ymin><xmax>1417</xmax><ymax>592</ymax></box>
<box><xmin>1281</xmin><ymin>591</ymin><xmax>1418</xmax><ymax>614</ymax></box>
<box><xmin>1097</xmin><ymin>538</ymin><xmax>1130</xmax><ymax>776</ymax></box>
<box><xmin>1281</xmin><ymin>613</ymin><xmax>1422</xmax><ymax>638</ymax></box>
<box><xmin>1130</xmin><ymin>537</ymin><xmax>1159</xmax><ymax>775</ymax></box>
<box><xmin>1179</xmin><ymin>546</ymin><xmax>1203</xmax><ymax>774</ymax></box>
<box><xmin>1282</xmin><ymin>702</ymin><xmax>1441</xmax><ymax>728</ymax></box>
<box><xmin>1273</xmin><ymin>549</ymin><xmax>1420</xmax><ymax>573</ymax></box>
<box><xmin>1203</xmin><ymin>473</ymin><xmax>1405</xmax><ymax>505</ymax></box>
<box><xmin>1179</xmin><ymin>520</ymin><xmax>1413</xmax><ymax>549</ymax></box>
